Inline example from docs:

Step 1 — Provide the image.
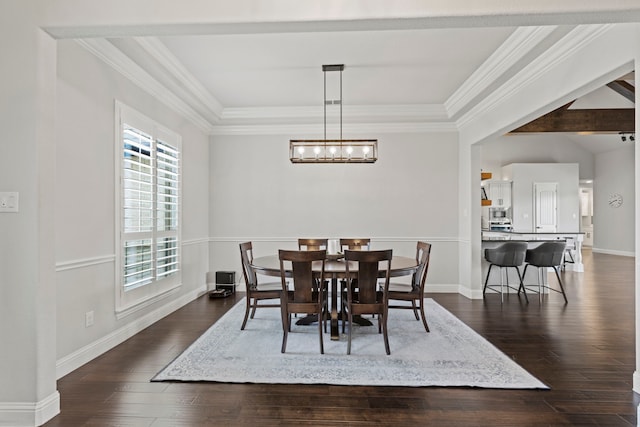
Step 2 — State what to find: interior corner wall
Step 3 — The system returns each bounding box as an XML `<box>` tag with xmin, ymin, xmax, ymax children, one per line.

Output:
<box><xmin>55</xmin><ymin>39</ymin><xmax>210</xmax><ymax>370</ymax></box>
<box><xmin>593</xmin><ymin>144</ymin><xmax>635</xmax><ymax>255</ymax></box>
<box><xmin>208</xmin><ymin>132</ymin><xmax>460</xmax><ymax>291</ymax></box>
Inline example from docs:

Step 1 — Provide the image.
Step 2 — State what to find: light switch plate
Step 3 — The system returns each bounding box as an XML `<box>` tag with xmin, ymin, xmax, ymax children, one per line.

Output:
<box><xmin>0</xmin><ymin>192</ymin><xmax>19</xmax><ymax>213</ymax></box>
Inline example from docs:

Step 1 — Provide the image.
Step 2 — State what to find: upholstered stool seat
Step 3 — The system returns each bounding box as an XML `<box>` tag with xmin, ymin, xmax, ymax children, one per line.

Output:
<box><xmin>483</xmin><ymin>242</ymin><xmax>528</xmax><ymax>303</ymax></box>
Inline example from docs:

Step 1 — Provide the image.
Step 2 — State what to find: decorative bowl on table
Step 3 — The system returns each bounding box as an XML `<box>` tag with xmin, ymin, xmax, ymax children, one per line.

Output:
<box><xmin>326</xmin><ymin>252</ymin><xmax>344</xmax><ymax>261</ymax></box>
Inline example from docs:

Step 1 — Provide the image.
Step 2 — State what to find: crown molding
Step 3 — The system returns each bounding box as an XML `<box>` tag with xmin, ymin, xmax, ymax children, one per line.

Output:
<box><xmin>209</xmin><ymin>121</ymin><xmax>457</xmax><ymax>136</ymax></box>
<box><xmin>456</xmin><ymin>24</ymin><xmax>614</xmax><ymax>132</ymax></box>
<box><xmin>77</xmin><ymin>38</ymin><xmax>453</xmax><ymax>134</ymax></box>
<box><xmin>133</xmin><ymin>37</ymin><xmax>224</xmax><ymax>121</ymax></box>
<box><xmin>76</xmin><ymin>38</ymin><xmax>216</xmax><ymax>133</ymax></box>
<box><xmin>220</xmin><ymin>104</ymin><xmax>448</xmax><ymax>123</ymax></box>
<box><xmin>445</xmin><ymin>26</ymin><xmax>558</xmax><ymax>118</ymax></box>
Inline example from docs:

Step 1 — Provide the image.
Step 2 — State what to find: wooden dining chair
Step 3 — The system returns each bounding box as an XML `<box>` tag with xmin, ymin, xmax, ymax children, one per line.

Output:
<box><xmin>387</xmin><ymin>241</ymin><xmax>432</xmax><ymax>333</ymax></box>
<box><xmin>239</xmin><ymin>242</ymin><xmax>282</xmax><ymax>330</ymax></box>
<box><xmin>344</xmin><ymin>249</ymin><xmax>393</xmax><ymax>355</ymax></box>
<box><xmin>339</xmin><ymin>238</ymin><xmax>371</xmax><ymax>333</ymax></box>
<box><xmin>279</xmin><ymin>249</ymin><xmax>327</xmax><ymax>354</ymax></box>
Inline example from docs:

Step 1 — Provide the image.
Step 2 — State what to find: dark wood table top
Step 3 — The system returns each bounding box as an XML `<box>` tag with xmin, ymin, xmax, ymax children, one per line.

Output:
<box><xmin>251</xmin><ymin>255</ymin><xmax>418</xmax><ymax>278</ymax></box>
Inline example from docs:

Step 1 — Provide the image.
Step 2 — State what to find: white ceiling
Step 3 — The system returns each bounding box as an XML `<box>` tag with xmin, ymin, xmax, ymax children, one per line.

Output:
<box><xmin>87</xmin><ymin>22</ymin><xmax>634</xmax><ymax>154</ymax></box>
<box><xmin>158</xmin><ymin>28</ymin><xmax>515</xmax><ymax>107</ymax></box>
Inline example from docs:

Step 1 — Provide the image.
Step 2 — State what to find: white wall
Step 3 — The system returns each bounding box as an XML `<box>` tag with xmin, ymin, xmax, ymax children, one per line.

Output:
<box><xmin>593</xmin><ymin>144</ymin><xmax>635</xmax><ymax>255</ymax></box>
<box><xmin>481</xmin><ymin>134</ymin><xmax>595</xmax><ymax>180</ymax></box>
<box><xmin>55</xmin><ymin>40</ymin><xmax>210</xmax><ymax>370</ymax></box>
<box><xmin>502</xmin><ymin>163</ymin><xmax>580</xmax><ymax>232</ymax></box>
<box><xmin>208</xmin><ymin>132</ymin><xmax>461</xmax><ymax>292</ymax></box>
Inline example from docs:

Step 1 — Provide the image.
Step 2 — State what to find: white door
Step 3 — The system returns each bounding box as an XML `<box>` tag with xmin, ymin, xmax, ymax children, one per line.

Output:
<box><xmin>534</xmin><ymin>182</ymin><xmax>558</xmax><ymax>232</ymax></box>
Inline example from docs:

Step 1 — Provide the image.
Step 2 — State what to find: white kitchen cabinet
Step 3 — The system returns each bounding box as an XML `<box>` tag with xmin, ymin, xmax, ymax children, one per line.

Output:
<box><xmin>487</xmin><ymin>181</ymin><xmax>512</xmax><ymax>208</ymax></box>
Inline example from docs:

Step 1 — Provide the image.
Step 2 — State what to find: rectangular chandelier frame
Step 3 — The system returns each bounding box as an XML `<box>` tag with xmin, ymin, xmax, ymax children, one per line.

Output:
<box><xmin>290</xmin><ymin>139</ymin><xmax>378</xmax><ymax>163</ymax></box>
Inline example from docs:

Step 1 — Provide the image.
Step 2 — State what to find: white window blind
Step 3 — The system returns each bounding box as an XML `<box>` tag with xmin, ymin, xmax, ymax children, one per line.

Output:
<box><xmin>116</xmin><ymin>102</ymin><xmax>181</xmax><ymax>311</ymax></box>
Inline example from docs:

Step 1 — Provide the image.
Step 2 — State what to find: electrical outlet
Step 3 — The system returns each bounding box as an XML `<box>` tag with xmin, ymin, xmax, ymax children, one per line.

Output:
<box><xmin>85</xmin><ymin>311</ymin><xmax>94</xmax><ymax>327</ymax></box>
<box><xmin>0</xmin><ymin>192</ymin><xmax>18</xmax><ymax>213</ymax></box>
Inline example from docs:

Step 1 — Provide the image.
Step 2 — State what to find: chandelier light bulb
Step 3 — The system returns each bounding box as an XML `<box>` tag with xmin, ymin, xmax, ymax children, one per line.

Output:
<box><xmin>329</xmin><ymin>146</ymin><xmax>337</xmax><ymax>158</ymax></box>
<box><xmin>314</xmin><ymin>146</ymin><xmax>321</xmax><ymax>158</ymax></box>
<box><xmin>297</xmin><ymin>146</ymin><xmax>305</xmax><ymax>158</ymax></box>
<box><xmin>362</xmin><ymin>146</ymin><xmax>370</xmax><ymax>158</ymax></box>
<box><xmin>346</xmin><ymin>146</ymin><xmax>353</xmax><ymax>158</ymax></box>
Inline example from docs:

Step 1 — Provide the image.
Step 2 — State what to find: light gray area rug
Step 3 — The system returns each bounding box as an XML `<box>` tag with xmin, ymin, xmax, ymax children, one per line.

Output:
<box><xmin>153</xmin><ymin>298</ymin><xmax>548</xmax><ymax>389</ymax></box>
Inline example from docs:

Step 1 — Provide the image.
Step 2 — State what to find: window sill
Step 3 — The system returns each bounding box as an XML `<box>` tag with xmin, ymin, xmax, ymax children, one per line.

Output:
<box><xmin>115</xmin><ymin>283</ymin><xmax>181</xmax><ymax>320</ymax></box>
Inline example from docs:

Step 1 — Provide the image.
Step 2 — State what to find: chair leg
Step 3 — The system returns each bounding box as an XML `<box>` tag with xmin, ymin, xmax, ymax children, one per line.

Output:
<box><xmin>410</xmin><ymin>300</ymin><xmax>420</xmax><ymax>321</ymax></box>
<box><xmin>381</xmin><ymin>311</ymin><xmax>390</xmax><ymax>355</ymax></box>
<box><xmin>318</xmin><ymin>312</ymin><xmax>324</xmax><ymax>354</ymax></box>
<box><xmin>517</xmin><ymin>268</ymin><xmax>524</xmax><ymax>295</ymax></box>
<box><xmin>483</xmin><ymin>264</ymin><xmax>494</xmax><ymax>296</ymax></box>
<box><xmin>418</xmin><ymin>300</ymin><xmax>430</xmax><ymax>333</ymax></box>
<box><xmin>347</xmin><ymin>312</ymin><xmax>353</xmax><ymax>355</ymax></box>
<box><xmin>250</xmin><ymin>305</ymin><xmax>257</xmax><ymax>319</ymax></box>
<box><xmin>537</xmin><ymin>267</ymin><xmax>543</xmax><ymax>302</ymax></box>
<box><xmin>323</xmin><ymin>304</ymin><xmax>328</xmax><ymax>334</ymax></box>
<box><xmin>515</xmin><ymin>266</ymin><xmax>528</xmax><ymax>303</ymax></box>
<box><xmin>552</xmin><ymin>266</ymin><xmax>569</xmax><ymax>304</ymax></box>
<box><xmin>499</xmin><ymin>266</ymin><xmax>504</xmax><ymax>304</ymax></box>
<box><xmin>241</xmin><ymin>298</ymin><xmax>252</xmax><ymax>330</ymax></box>
<box><xmin>280</xmin><ymin>310</ymin><xmax>289</xmax><ymax>354</ymax></box>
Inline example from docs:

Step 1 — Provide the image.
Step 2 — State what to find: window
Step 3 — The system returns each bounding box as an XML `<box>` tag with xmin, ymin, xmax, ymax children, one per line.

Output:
<box><xmin>116</xmin><ymin>102</ymin><xmax>181</xmax><ymax>313</ymax></box>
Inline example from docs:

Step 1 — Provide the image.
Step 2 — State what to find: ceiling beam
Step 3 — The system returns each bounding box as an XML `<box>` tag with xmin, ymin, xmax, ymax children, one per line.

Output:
<box><xmin>510</xmin><ymin>107</ymin><xmax>635</xmax><ymax>133</ymax></box>
<box><xmin>606</xmin><ymin>80</ymin><xmax>635</xmax><ymax>103</ymax></box>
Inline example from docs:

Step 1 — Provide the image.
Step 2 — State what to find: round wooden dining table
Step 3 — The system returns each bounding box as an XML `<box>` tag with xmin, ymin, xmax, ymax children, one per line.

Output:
<box><xmin>250</xmin><ymin>255</ymin><xmax>419</xmax><ymax>340</ymax></box>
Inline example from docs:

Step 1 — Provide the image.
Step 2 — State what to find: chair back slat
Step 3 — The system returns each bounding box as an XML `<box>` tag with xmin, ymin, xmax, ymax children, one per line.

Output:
<box><xmin>279</xmin><ymin>249</ymin><xmax>326</xmax><ymax>303</ymax></box>
<box><xmin>339</xmin><ymin>238</ymin><xmax>371</xmax><ymax>251</ymax></box>
<box><xmin>413</xmin><ymin>241</ymin><xmax>432</xmax><ymax>291</ymax></box>
<box><xmin>239</xmin><ymin>241</ymin><xmax>257</xmax><ymax>288</ymax></box>
<box><xmin>298</xmin><ymin>238</ymin><xmax>328</xmax><ymax>251</ymax></box>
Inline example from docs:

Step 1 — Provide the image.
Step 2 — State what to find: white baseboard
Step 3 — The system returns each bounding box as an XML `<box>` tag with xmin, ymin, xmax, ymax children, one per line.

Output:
<box><xmin>0</xmin><ymin>390</ymin><xmax>60</xmax><ymax>427</ymax></box>
<box><xmin>424</xmin><ymin>284</ymin><xmax>483</xmax><ymax>299</ymax></box>
<box><xmin>591</xmin><ymin>247</ymin><xmax>635</xmax><ymax>257</ymax></box>
<box><xmin>633</xmin><ymin>371</ymin><xmax>640</xmax><ymax>394</ymax></box>
<box><xmin>56</xmin><ymin>285</ymin><xmax>206</xmax><ymax>379</ymax></box>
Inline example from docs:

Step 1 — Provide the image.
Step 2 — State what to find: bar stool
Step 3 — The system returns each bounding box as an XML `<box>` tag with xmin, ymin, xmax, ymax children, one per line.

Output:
<box><xmin>522</xmin><ymin>241</ymin><xmax>568</xmax><ymax>303</ymax></box>
<box><xmin>483</xmin><ymin>242</ymin><xmax>528</xmax><ymax>303</ymax></box>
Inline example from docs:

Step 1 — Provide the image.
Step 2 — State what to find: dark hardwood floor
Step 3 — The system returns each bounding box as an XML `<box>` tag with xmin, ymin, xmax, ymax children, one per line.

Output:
<box><xmin>45</xmin><ymin>249</ymin><xmax>639</xmax><ymax>426</ymax></box>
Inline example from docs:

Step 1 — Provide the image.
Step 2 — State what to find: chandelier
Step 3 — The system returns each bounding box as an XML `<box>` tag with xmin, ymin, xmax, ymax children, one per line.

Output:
<box><xmin>289</xmin><ymin>64</ymin><xmax>378</xmax><ymax>164</ymax></box>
